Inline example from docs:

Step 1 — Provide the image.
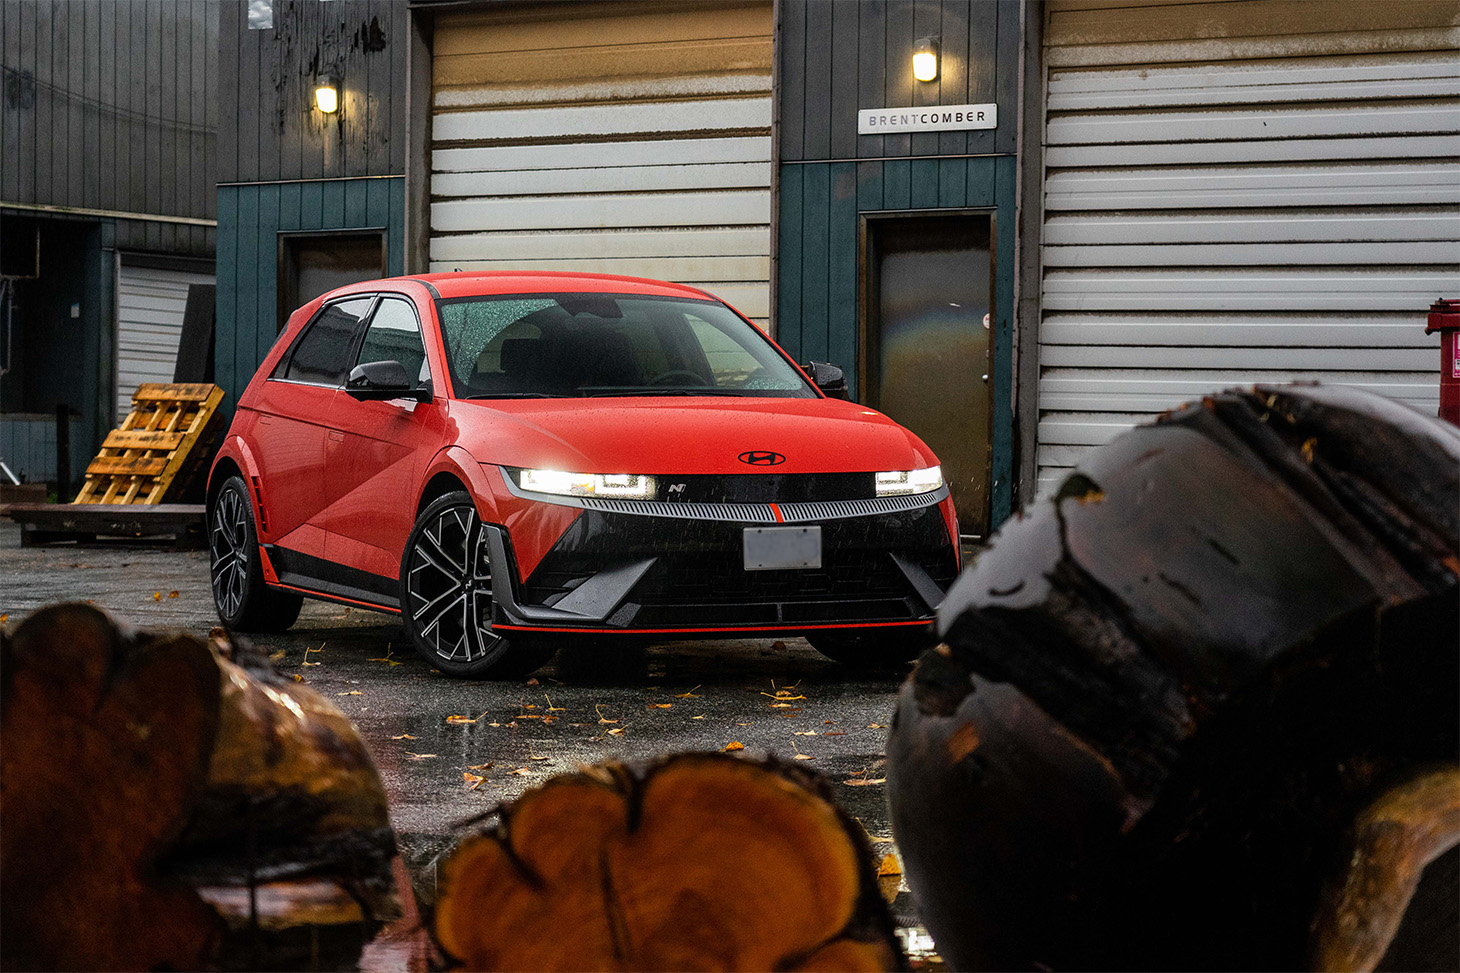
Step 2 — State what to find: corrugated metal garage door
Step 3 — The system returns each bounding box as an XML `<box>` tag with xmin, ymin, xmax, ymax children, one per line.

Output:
<box><xmin>116</xmin><ymin>264</ymin><xmax>215</xmax><ymax>424</ymax></box>
<box><xmin>1036</xmin><ymin>0</ymin><xmax>1460</xmax><ymax>493</ymax></box>
<box><xmin>429</xmin><ymin>1</ymin><xmax>773</xmax><ymax>328</ymax></box>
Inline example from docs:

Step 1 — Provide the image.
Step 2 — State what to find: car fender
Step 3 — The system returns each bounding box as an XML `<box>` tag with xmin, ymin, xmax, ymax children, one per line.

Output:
<box><xmin>424</xmin><ymin>446</ymin><xmax>504</xmax><ymax>524</ymax></box>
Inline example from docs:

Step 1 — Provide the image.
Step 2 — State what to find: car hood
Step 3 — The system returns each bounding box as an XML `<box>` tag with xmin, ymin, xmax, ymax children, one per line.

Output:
<box><xmin>446</xmin><ymin>396</ymin><xmax>938</xmax><ymax>474</ymax></box>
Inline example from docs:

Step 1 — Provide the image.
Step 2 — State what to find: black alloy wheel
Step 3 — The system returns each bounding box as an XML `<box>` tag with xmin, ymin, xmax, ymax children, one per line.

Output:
<box><xmin>400</xmin><ymin>491</ymin><xmax>554</xmax><ymax>679</ymax></box>
<box><xmin>208</xmin><ymin>476</ymin><xmax>302</xmax><ymax>631</ymax></box>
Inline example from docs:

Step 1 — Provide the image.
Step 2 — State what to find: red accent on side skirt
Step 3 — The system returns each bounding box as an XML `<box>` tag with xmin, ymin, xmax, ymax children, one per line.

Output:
<box><xmin>492</xmin><ymin>619</ymin><xmax>931</xmax><ymax>635</ymax></box>
<box><xmin>267</xmin><ymin>582</ymin><xmax>402</xmax><ymax>615</ymax></box>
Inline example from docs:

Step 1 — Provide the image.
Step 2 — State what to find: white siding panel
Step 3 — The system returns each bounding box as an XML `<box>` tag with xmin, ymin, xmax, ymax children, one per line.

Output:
<box><xmin>430</xmin><ymin>228</ymin><xmax>770</xmax><ymax>263</ymax></box>
<box><xmin>433</xmin><ymin>136</ymin><xmax>772</xmax><ymax>174</ymax></box>
<box><xmin>116</xmin><ymin>265</ymin><xmax>214</xmax><ymax>425</ymax></box>
<box><xmin>432</xmin><ymin>162</ymin><xmax>772</xmax><ymax>198</ymax></box>
<box><xmin>1037</xmin><ymin>4</ymin><xmax>1459</xmax><ymax>491</ymax></box>
<box><xmin>431</xmin><ymin>190</ymin><xmax>771</xmax><ymax>233</ymax></box>
<box><xmin>431</xmin><ymin>8</ymin><xmax>772</xmax><ymax>329</ymax></box>
<box><xmin>434</xmin><ymin>97</ymin><xmax>773</xmax><ymax>143</ymax></box>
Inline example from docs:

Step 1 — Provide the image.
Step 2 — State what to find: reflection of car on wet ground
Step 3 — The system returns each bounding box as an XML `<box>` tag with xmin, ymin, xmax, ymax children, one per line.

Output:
<box><xmin>207</xmin><ymin>272</ymin><xmax>959</xmax><ymax>678</ymax></box>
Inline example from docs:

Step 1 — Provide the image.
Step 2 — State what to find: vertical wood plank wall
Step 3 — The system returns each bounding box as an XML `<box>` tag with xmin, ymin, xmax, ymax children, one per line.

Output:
<box><xmin>0</xmin><ymin>0</ymin><xmax>219</xmax><ymax>255</ymax></box>
<box><xmin>215</xmin><ymin>0</ymin><xmax>411</xmax><ymax>412</ymax></box>
<box><xmin>777</xmin><ymin>0</ymin><xmax>1022</xmax><ymax>525</ymax></box>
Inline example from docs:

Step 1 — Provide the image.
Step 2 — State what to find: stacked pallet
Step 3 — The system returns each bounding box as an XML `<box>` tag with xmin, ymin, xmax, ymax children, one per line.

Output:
<box><xmin>74</xmin><ymin>383</ymin><xmax>224</xmax><ymax>505</ymax></box>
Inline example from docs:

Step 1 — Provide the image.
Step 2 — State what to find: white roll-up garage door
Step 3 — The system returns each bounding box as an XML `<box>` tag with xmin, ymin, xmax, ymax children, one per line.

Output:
<box><xmin>430</xmin><ymin>1</ymin><xmax>773</xmax><ymax>327</ymax></box>
<box><xmin>1035</xmin><ymin>0</ymin><xmax>1460</xmax><ymax>493</ymax></box>
<box><xmin>116</xmin><ymin>264</ymin><xmax>215</xmax><ymax>424</ymax></box>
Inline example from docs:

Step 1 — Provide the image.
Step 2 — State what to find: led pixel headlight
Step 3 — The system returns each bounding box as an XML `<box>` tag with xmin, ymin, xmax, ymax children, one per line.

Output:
<box><xmin>874</xmin><ymin>466</ymin><xmax>943</xmax><ymax>497</ymax></box>
<box><xmin>519</xmin><ymin>469</ymin><xmax>657</xmax><ymax>500</ymax></box>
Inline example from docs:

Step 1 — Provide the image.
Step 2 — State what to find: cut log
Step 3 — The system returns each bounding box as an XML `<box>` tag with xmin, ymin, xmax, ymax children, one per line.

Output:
<box><xmin>0</xmin><ymin>604</ymin><xmax>399</xmax><ymax>972</ymax></box>
<box><xmin>886</xmin><ymin>385</ymin><xmax>1460</xmax><ymax>971</ymax></box>
<box><xmin>432</xmin><ymin>753</ymin><xmax>903</xmax><ymax>971</ymax></box>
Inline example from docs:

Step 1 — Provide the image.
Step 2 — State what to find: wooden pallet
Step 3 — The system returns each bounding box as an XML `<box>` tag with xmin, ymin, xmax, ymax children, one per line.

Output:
<box><xmin>74</xmin><ymin>383</ymin><xmax>225</xmax><ymax>505</ymax></box>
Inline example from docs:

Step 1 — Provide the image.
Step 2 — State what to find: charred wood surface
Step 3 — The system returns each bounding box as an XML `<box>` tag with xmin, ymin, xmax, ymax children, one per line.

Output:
<box><xmin>0</xmin><ymin>604</ymin><xmax>398</xmax><ymax>972</ymax></box>
<box><xmin>432</xmin><ymin>752</ymin><xmax>903</xmax><ymax>972</ymax></box>
<box><xmin>887</xmin><ymin>385</ymin><xmax>1460</xmax><ymax>971</ymax></box>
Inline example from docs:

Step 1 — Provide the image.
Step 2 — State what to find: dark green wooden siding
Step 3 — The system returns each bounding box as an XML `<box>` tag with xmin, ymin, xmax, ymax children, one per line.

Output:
<box><xmin>214</xmin><ymin>178</ymin><xmax>405</xmax><ymax>411</ymax></box>
<box><xmin>775</xmin><ymin>0</ymin><xmax>1023</xmax><ymax>526</ymax></box>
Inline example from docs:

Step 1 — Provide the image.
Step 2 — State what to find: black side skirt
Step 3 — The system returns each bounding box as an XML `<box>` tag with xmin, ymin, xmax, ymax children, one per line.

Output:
<box><xmin>265</xmin><ymin>545</ymin><xmax>401</xmax><ymax>611</ymax></box>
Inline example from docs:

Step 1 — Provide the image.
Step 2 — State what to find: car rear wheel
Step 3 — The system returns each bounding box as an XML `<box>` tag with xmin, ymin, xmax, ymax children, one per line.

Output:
<box><xmin>209</xmin><ymin>476</ymin><xmax>303</xmax><ymax>632</ymax></box>
<box><xmin>806</xmin><ymin>626</ymin><xmax>934</xmax><ymax>672</ymax></box>
<box><xmin>401</xmin><ymin>491</ymin><xmax>554</xmax><ymax>679</ymax></box>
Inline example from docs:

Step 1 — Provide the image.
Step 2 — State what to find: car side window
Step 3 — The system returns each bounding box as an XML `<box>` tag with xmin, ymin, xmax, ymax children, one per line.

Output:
<box><xmin>356</xmin><ymin>298</ymin><xmax>430</xmax><ymax>386</ymax></box>
<box><xmin>277</xmin><ymin>297</ymin><xmax>374</xmax><ymax>386</ymax></box>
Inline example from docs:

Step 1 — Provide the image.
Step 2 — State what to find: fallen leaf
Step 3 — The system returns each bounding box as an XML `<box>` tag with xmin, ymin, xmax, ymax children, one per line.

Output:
<box><xmin>467</xmin><ymin>762</ymin><xmax>494</xmax><ymax>770</ymax></box>
<box><xmin>736</xmin><ymin>722</ymin><xmax>753</xmax><ymax>726</ymax></box>
<box><xmin>761</xmin><ymin>692</ymin><xmax>807</xmax><ymax>701</ymax></box>
<box><xmin>529</xmin><ymin>755</ymin><xmax>549</xmax><ymax>761</ymax></box>
<box><xmin>291</xmin><ymin>673</ymin><xmax>304</xmax><ymax>682</ymax></box>
<box><xmin>824</xmin><ymin>720</ymin><xmax>837</xmax><ymax>725</ymax></box>
<box><xmin>526</xmin><ymin>678</ymin><xmax>540</xmax><ymax>686</ymax></box>
<box><xmin>488</xmin><ymin>722</ymin><xmax>502</xmax><ymax>727</ymax></box>
<box><xmin>595</xmin><ymin>704</ymin><xmax>618</xmax><ymax>724</ymax></box>
<box><xmin>522</xmin><ymin>703</ymin><xmax>538</xmax><ymax>710</ymax></box>
<box><xmin>509</xmin><ymin>767</ymin><xmax>531</xmax><ymax>775</ymax></box>
<box><xmin>691</xmin><ymin>715</ymin><xmax>706</xmax><ymax>720</ymax></box>
<box><xmin>542</xmin><ymin>716</ymin><xmax>557</xmax><ymax>724</ymax></box>
<box><xmin>843</xmin><ymin>778</ymin><xmax>886</xmax><ymax>786</ymax></box>
<box><xmin>794</xmin><ymin>730</ymin><xmax>817</xmax><ymax>736</ymax></box>
<box><xmin>877</xmin><ymin>853</ymin><xmax>902</xmax><ymax>877</ymax></box>
<box><xmin>405</xmin><ymin>752</ymin><xmax>438</xmax><ymax>760</ymax></box>
<box><xmin>0</xmin><ymin>614</ymin><xmax>8</xmax><ymax>624</ymax></box>
<box><xmin>152</xmin><ymin>591</ymin><xmax>162</xmax><ymax>601</ymax></box>
<box><xmin>544</xmin><ymin>694</ymin><xmax>565</xmax><ymax>712</ymax></box>
<box><xmin>168</xmin><ymin>590</ymin><xmax>180</xmax><ymax>599</ymax></box>
<box><xmin>794</xmin><ymin>754</ymin><xmax>814</xmax><ymax>761</ymax></box>
<box><xmin>770</xmin><ymin>702</ymin><xmax>795</xmax><ymax>708</ymax></box>
<box><xmin>391</xmin><ymin>734</ymin><xmax>418</xmax><ymax>741</ymax></box>
<box><xmin>648</xmin><ymin>703</ymin><xmax>672</xmax><ymax>709</ymax></box>
<box><xmin>824</xmin><ymin>731</ymin><xmax>846</xmax><ymax>737</ymax></box>
<box><xmin>269</xmin><ymin>650</ymin><xmax>286</xmax><ymax>661</ymax></box>
<box><xmin>867</xmin><ymin>723</ymin><xmax>889</xmax><ymax>729</ymax></box>
<box><xmin>337</xmin><ymin>690</ymin><xmax>363</xmax><ymax>696</ymax></box>
<box><xmin>675</xmin><ymin>685</ymin><xmax>702</xmax><ymax>698</ymax></box>
<box><xmin>607</xmin><ymin>727</ymin><xmax>626</xmax><ymax>736</ymax></box>
<box><xmin>462</xmin><ymin>772</ymin><xmax>485</xmax><ymax>791</ymax></box>
<box><xmin>723</xmin><ymin>741</ymin><xmax>745</xmax><ymax>752</ymax></box>
<box><xmin>447</xmin><ymin>711</ymin><xmax>489</xmax><ymax>725</ymax></box>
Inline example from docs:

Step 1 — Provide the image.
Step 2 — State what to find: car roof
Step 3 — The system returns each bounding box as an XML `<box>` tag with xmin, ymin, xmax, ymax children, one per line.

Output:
<box><xmin>348</xmin><ymin>271</ymin><xmax>719</xmax><ymax>302</ymax></box>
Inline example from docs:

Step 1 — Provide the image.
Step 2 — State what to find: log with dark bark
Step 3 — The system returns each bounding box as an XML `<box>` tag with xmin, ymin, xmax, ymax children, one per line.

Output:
<box><xmin>432</xmin><ymin>752</ymin><xmax>903</xmax><ymax>971</ymax></box>
<box><xmin>0</xmin><ymin>604</ymin><xmax>399</xmax><ymax>971</ymax></box>
<box><xmin>886</xmin><ymin>385</ymin><xmax>1460</xmax><ymax>971</ymax></box>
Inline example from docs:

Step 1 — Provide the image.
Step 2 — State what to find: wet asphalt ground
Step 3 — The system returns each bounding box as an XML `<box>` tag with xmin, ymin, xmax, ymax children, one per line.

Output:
<box><xmin>0</xmin><ymin>521</ymin><xmax>921</xmax><ymax>926</ymax></box>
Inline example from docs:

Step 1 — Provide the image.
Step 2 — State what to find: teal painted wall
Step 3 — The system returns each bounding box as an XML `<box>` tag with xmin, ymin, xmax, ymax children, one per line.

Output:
<box><xmin>214</xmin><ymin>177</ymin><xmax>405</xmax><ymax>414</ymax></box>
<box><xmin>776</xmin><ymin>157</ymin><xmax>1018</xmax><ymax>526</ymax></box>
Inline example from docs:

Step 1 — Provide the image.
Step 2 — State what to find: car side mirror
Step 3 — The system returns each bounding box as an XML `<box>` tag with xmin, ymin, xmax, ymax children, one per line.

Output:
<box><xmin>346</xmin><ymin>360</ymin><xmax>431</xmax><ymax>402</ymax></box>
<box><xmin>803</xmin><ymin>361</ymin><xmax>850</xmax><ymax>400</ymax></box>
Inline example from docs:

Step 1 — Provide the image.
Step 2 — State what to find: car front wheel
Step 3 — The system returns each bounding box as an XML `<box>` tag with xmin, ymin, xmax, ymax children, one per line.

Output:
<box><xmin>209</xmin><ymin>476</ymin><xmax>303</xmax><ymax>631</ymax></box>
<box><xmin>400</xmin><ymin>491</ymin><xmax>554</xmax><ymax>679</ymax></box>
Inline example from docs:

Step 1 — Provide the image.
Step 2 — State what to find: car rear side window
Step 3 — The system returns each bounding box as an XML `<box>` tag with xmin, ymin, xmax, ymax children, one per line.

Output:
<box><xmin>355</xmin><ymin>298</ymin><xmax>430</xmax><ymax>386</ymax></box>
<box><xmin>276</xmin><ymin>297</ymin><xmax>373</xmax><ymax>386</ymax></box>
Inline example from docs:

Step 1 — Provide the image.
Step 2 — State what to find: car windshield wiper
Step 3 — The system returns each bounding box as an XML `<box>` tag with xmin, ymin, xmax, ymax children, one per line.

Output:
<box><xmin>583</xmin><ymin>388</ymin><xmax>747</xmax><ymax>397</ymax></box>
<box><xmin>464</xmin><ymin>392</ymin><xmax>557</xmax><ymax>399</ymax></box>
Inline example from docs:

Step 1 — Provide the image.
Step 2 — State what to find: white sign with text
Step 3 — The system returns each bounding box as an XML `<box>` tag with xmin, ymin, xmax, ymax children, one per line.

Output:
<box><xmin>858</xmin><ymin>104</ymin><xmax>997</xmax><ymax>135</ymax></box>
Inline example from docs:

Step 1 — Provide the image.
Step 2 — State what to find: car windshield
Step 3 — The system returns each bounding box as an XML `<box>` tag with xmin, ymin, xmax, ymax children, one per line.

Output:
<box><xmin>435</xmin><ymin>293</ymin><xmax>816</xmax><ymax>399</ymax></box>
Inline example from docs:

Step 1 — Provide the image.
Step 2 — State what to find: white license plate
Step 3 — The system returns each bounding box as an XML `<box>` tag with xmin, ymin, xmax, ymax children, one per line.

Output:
<box><xmin>743</xmin><ymin>526</ymin><xmax>822</xmax><ymax>571</ymax></box>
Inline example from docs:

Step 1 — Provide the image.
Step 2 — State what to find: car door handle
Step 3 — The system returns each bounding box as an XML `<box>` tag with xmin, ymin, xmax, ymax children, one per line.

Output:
<box><xmin>328</xmin><ymin>430</ymin><xmax>344</xmax><ymax>442</ymax></box>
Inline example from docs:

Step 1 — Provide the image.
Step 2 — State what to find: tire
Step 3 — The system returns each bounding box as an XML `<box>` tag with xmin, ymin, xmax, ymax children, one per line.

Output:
<box><xmin>806</xmin><ymin>625</ymin><xmax>934</xmax><ymax>671</ymax></box>
<box><xmin>208</xmin><ymin>476</ymin><xmax>304</xmax><ymax>632</ymax></box>
<box><xmin>400</xmin><ymin>491</ymin><xmax>555</xmax><ymax>679</ymax></box>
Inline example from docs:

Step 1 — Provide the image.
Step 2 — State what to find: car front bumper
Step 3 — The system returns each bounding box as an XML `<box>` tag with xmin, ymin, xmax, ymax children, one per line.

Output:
<box><xmin>484</xmin><ymin>481</ymin><xmax>959</xmax><ymax>636</ymax></box>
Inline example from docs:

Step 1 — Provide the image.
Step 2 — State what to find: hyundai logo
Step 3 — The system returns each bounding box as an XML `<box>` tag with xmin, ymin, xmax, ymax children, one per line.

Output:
<box><xmin>738</xmin><ymin>451</ymin><xmax>786</xmax><ymax>466</ymax></box>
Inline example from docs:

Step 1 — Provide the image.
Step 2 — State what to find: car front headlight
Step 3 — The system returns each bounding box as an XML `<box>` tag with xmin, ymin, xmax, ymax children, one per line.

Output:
<box><xmin>875</xmin><ymin>466</ymin><xmax>943</xmax><ymax>497</ymax></box>
<box><xmin>519</xmin><ymin>469</ymin><xmax>657</xmax><ymax>500</ymax></box>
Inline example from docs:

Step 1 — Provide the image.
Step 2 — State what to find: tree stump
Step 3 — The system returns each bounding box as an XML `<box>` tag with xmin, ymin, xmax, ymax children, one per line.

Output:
<box><xmin>886</xmin><ymin>385</ymin><xmax>1460</xmax><ymax>970</ymax></box>
<box><xmin>1</xmin><ymin>604</ymin><xmax>399</xmax><ymax>971</ymax></box>
<box><xmin>432</xmin><ymin>753</ymin><xmax>903</xmax><ymax>971</ymax></box>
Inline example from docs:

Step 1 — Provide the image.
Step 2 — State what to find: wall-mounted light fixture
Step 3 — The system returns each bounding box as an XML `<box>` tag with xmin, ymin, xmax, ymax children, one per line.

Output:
<box><xmin>913</xmin><ymin>36</ymin><xmax>939</xmax><ymax>82</ymax></box>
<box><xmin>314</xmin><ymin>77</ymin><xmax>339</xmax><ymax>114</ymax></box>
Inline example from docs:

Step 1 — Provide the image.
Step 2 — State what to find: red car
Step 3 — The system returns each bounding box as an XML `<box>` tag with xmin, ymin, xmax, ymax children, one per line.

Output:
<box><xmin>207</xmin><ymin>273</ymin><xmax>959</xmax><ymax>677</ymax></box>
